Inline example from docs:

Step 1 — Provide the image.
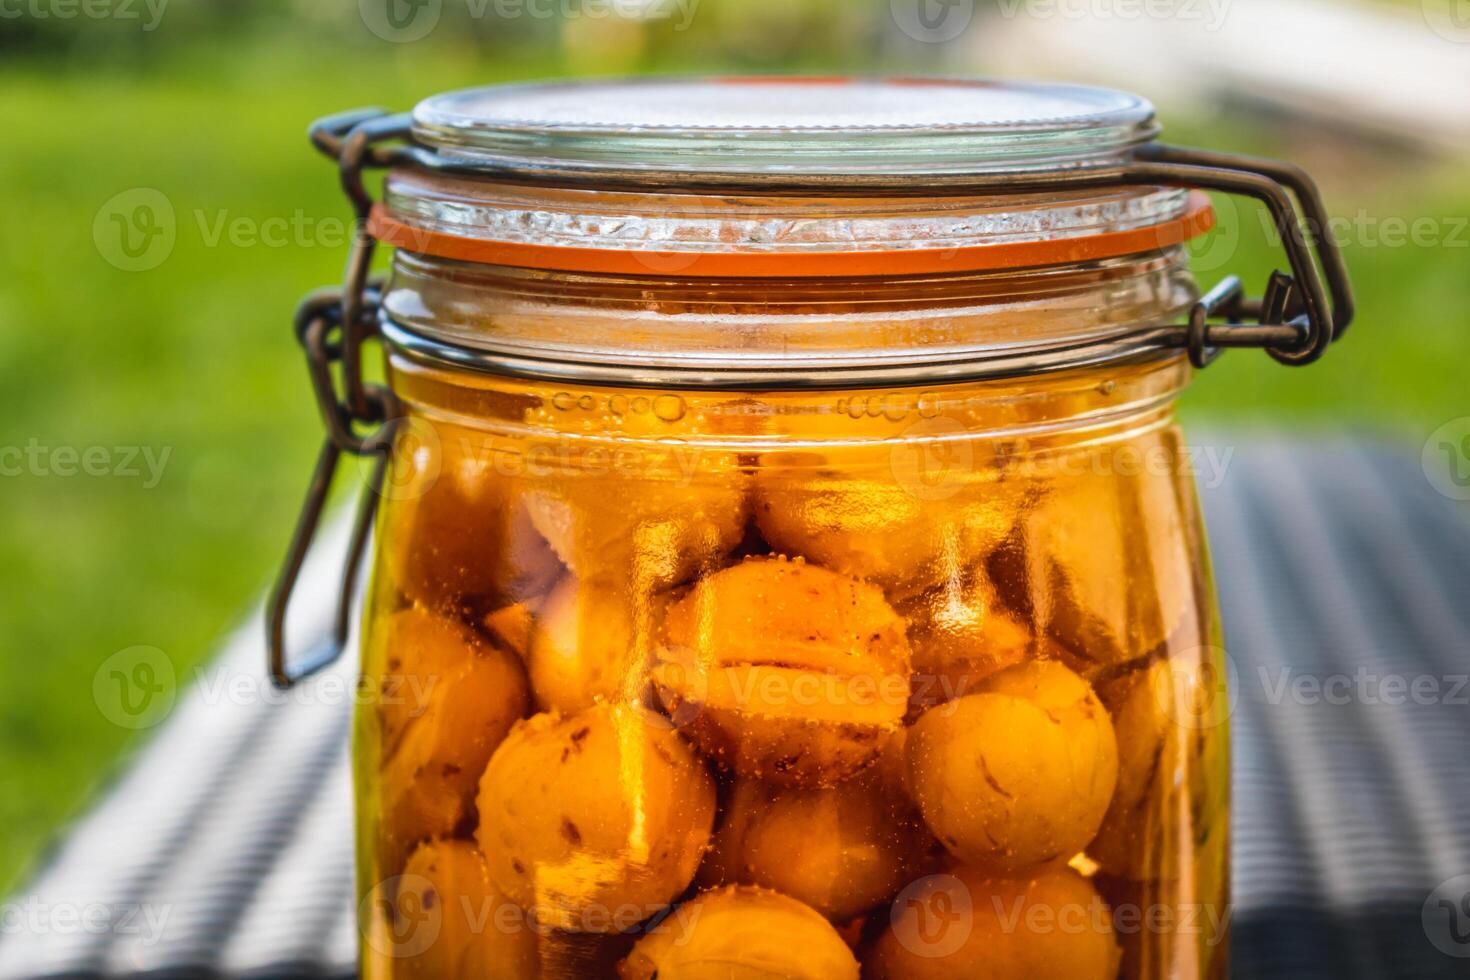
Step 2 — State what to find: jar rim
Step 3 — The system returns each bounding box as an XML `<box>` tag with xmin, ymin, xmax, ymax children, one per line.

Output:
<box><xmin>370</xmin><ymin>190</ymin><xmax>1213</xmax><ymax>278</ymax></box>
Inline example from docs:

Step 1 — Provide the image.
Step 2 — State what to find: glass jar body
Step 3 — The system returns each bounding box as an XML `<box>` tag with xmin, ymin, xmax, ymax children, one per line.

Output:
<box><xmin>354</xmin><ymin>260</ymin><xmax>1230</xmax><ymax>980</ymax></box>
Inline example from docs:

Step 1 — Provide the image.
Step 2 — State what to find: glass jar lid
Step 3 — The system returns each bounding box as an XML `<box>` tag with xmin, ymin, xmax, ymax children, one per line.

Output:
<box><xmin>411</xmin><ymin>76</ymin><xmax>1160</xmax><ymax>178</ymax></box>
<box><xmin>377</xmin><ymin>77</ymin><xmax>1205</xmax><ymax>278</ymax></box>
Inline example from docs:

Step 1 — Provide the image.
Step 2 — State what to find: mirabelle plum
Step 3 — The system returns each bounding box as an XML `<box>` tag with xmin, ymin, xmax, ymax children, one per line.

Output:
<box><xmin>987</xmin><ymin>430</ymin><xmax>1203</xmax><ymax>674</ymax></box>
<box><xmin>475</xmin><ymin>704</ymin><xmax>717</xmax><ymax>932</ymax></box>
<box><xmin>525</xmin><ymin>576</ymin><xmax>657</xmax><ymax>713</ymax></box>
<box><xmin>865</xmin><ymin>865</ymin><xmax>1120</xmax><ymax>979</ymax></box>
<box><xmin>654</xmin><ymin>556</ymin><xmax>911</xmax><ymax>787</ymax></box>
<box><xmin>700</xmin><ymin>769</ymin><xmax>919</xmax><ymax>921</ymax></box>
<box><xmin>1089</xmin><ymin>658</ymin><xmax>1229</xmax><ymax>883</ymax></box>
<box><xmin>906</xmin><ymin>661</ymin><xmax>1117</xmax><ymax>872</ymax></box>
<box><xmin>523</xmin><ymin>451</ymin><xmax>746</xmax><ymax>591</ymax></box>
<box><xmin>619</xmin><ymin>886</ymin><xmax>859</xmax><ymax>980</ymax></box>
<box><xmin>897</xmin><ymin>568</ymin><xmax>1057</xmax><ymax>714</ymax></box>
<box><xmin>395</xmin><ymin>839</ymin><xmax>537</xmax><ymax>980</ymax></box>
<box><xmin>383</xmin><ymin>420</ymin><xmax>561</xmax><ymax>615</ymax></box>
<box><xmin>375</xmin><ymin>609</ymin><xmax>529</xmax><ymax>875</ymax></box>
<box><xmin>754</xmin><ymin>467</ymin><xmax>1020</xmax><ymax>595</ymax></box>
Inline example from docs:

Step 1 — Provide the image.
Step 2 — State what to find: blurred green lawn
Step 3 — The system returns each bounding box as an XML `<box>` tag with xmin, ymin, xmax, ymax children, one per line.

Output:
<box><xmin>1</xmin><ymin>39</ymin><xmax>1466</xmax><ymax>892</ymax></box>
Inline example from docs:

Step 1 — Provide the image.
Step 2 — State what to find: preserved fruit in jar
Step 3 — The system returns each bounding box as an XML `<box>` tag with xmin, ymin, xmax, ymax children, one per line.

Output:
<box><xmin>354</xmin><ymin>365</ymin><xmax>1229</xmax><ymax>979</ymax></box>
<box><xmin>271</xmin><ymin>73</ymin><xmax>1353</xmax><ymax>980</ymax></box>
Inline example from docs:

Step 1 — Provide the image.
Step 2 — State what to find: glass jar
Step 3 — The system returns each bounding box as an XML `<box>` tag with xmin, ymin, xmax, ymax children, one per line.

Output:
<box><xmin>271</xmin><ymin>77</ymin><xmax>1352</xmax><ymax>980</ymax></box>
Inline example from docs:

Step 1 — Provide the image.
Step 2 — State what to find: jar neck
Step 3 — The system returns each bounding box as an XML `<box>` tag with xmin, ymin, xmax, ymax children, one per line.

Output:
<box><xmin>381</xmin><ymin>246</ymin><xmax>1200</xmax><ymax>390</ymax></box>
<box><xmin>386</xmin><ymin>348</ymin><xmax>1192</xmax><ymax>463</ymax></box>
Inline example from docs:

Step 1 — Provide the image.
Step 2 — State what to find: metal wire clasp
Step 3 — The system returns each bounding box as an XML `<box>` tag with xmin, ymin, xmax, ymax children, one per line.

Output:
<box><xmin>266</xmin><ymin>276</ymin><xmax>396</xmax><ymax>688</ymax></box>
<box><xmin>267</xmin><ymin>111</ymin><xmax>409</xmax><ymax>686</ymax></box>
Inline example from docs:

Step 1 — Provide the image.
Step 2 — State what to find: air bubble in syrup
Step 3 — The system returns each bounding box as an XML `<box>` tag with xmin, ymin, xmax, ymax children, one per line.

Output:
<box><xmin>653</xmin><ymin>394</ymin><xmax>687</xmax><ymax>422</ymax></box>
<box><xmin>881</xmin><ymin>393</ymin><xmax>910</xmax><ymax>422</ymax></box>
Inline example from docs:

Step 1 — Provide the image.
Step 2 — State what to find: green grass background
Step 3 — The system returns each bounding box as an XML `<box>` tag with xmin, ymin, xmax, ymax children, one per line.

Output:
<box><xmin>1</xmin><ymin>24</ymin><xmax>1467</xmax><ymax>892</ymax></box>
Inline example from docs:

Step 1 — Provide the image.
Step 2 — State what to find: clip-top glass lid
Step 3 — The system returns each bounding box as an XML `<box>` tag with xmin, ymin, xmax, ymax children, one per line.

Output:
<box><xmin>411</xmin><ymin>76</ymin><xmax>1160</xmax><ymax>177</ymax></box>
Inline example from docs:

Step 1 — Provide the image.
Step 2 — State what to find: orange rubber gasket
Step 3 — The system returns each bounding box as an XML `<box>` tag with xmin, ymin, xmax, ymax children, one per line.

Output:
<box><xmin>368</xmin><ymin>189</ymin><xmax>1214</xmax><ymax>278</ymax></box>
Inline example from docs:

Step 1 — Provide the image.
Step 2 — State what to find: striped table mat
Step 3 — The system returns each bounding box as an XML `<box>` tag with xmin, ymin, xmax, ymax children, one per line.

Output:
<box><xmin>2</xmin><ymin>434</ymin><xmax>1468</xmax><ymax>979</ymax></box>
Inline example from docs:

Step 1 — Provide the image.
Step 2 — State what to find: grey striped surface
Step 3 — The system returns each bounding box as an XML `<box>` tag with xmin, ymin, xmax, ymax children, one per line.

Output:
<box><xmin>2</xmin><ymin>435</ymin><xmax>1468</xmax><ymax>979</ymax></box>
